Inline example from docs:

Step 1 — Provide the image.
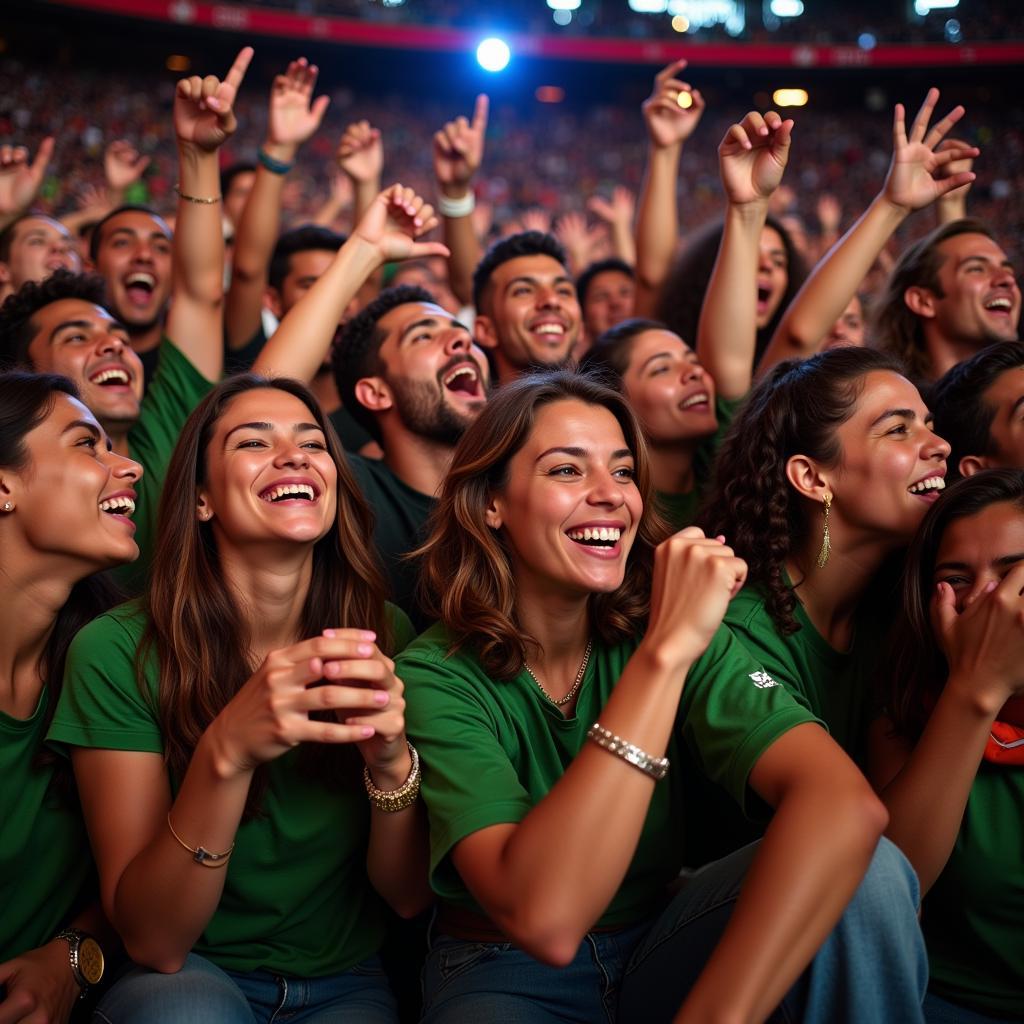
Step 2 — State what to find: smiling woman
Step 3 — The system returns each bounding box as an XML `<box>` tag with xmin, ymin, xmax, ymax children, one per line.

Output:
<box><xmin>0</xmin><ymin>371</ymin><xmax>141</xmax><ymax>1016</ymax></box>
<box><xmin>47</xmin><ymin>375</ymin><xmax>427</xmax><ymax>1021</ymax></box>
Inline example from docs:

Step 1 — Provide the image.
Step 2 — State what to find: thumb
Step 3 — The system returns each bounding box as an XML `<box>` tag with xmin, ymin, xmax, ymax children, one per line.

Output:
<box><xmin>310</xmin><ymin>94</ymin><xmax>331</xmax><ymax>124</ymax></box>
<box><xmin>932</xmin><ymin>581</ymin><xmax>958</xmax><ymax>641</ymax></box>
<box><xmin>31</xmin><ymin>136</ymin><xmax>55</xmax><ymax>181</ymax></box>
<box><xmin>407</xmin><ymin>241</ymin><xmax>451</xmax><ymax>261</ymax></box>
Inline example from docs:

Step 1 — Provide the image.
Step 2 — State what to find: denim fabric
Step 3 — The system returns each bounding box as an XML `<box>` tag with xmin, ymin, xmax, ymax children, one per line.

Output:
<box><xmin>93</xmin><ymin>952</ymin><xmax>398</xmax><ymax>1024</ymax></box>
<box><xmin>421</xmin><ymin>919</ymin><xmax>651</xmax><ymax>1024</ymax></box>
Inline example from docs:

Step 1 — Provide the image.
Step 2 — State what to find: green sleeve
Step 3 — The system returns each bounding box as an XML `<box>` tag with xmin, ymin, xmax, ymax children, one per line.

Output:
<box><xmin>678</xmin><ymin>625</ymin><xmax>822</xmax><ymax>815</ymax></box>
<box><xmin>387</xmin><ymin>603</ymin><xmax>417</xmax><ymax>655</ymax></box>
<box><xmin>399</xmin><ymin>646</ymin><xmax>533</xmax><ymax>892</ymax></box>
<box><xmin>47</xmin><ymin>608</ymin><xmax>163</xmax><ymax>755</ymax></box>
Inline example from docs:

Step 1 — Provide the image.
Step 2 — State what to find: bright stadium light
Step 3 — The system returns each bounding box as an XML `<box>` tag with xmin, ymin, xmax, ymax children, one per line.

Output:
<box><xmin>773</xmin><ymin>88</ymin><xmax>809</xmax><ymax>107</ymax></box>
<box><xmin>770</xmin><ymin>0</ymin><xmax>804</xmax><ymax>15</ymax></box>
<box><xmin>666</xmin><ymin>0</ymin><xmax>744</xmax><ymax>33</ymax></box>
<box><xmin>547</xmin><ymin>0</ymin><xmax>581</xmax><ymax>8</ymax></box>
<box><xmin>476</xmin><ymin>37</ymin><xmax>511</xmax><ymax>73</ymax></box>
<box><xmin>629</xmin><ymin>0</ymin><xmax>668</xmax><ymax>11</ymax></box>
<box><xmin>914</xmin><ymin>0</ymin><xmax>958</xmax><ymax>13</ymax></box>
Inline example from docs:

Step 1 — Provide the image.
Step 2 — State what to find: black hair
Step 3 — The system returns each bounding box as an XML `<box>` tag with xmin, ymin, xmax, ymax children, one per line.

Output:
<box><xmin>576</xmin><ymin>257</ymin><xmax>635</xmax><ymax>308</ymax></box>
<box><xmin>472</xmin><ymin>230</ymin><xmax>570</xmax><ymax>313</ymax></box>
<box><xmin>220</xmin><ymin>162</ymin><xmax>257</xmax><ymax>197</ymax></box>
<box><xmin>930</xmin><ymin>341</ymin><xmax>1024</xmax><ymax>480</ymax></box>
<box><xmin>268</xmin><ymin>225</ymin><xmax>347</xmax><ymax>293</ymax></box>
<box><xmin>331</xmin><ymin>284</ymin><xmax>437</xmax><ymax>444</ymax></box>
<box><xmin>0</xmin><ymin>270</ymin><xmax>109</xmax><ymax>371</ymax></box>
<box><xmin>88</xmin><ymin>204</ymin><xmax>169</xmax><ymax>264</ymax></box>
<box><xmin>0</xmin><ymin>212</ymin><xmax>62</xmax><ymax>263</ymax></box>
<box><xmin>579</xmin><ymin>317</ymin><xmax>669</xmax><ymax>385</ymax></box>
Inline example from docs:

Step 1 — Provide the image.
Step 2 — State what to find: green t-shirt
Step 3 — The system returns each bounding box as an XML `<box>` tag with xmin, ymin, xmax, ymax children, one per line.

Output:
<box><xmin>116</xmin><ymin>339</ymin><xmax>213</xmax><ymax>592</ymax></box>
<box><xmin>923</xmin><ymin>763</ymin><xmax>1024</xmax><ymax>1017</ymax></box>
<box><xmin>0</xmin><ymin>691</ymin><xmax>93</xmax><ymax>962</ymax></box>
<box><xmin>48</xmin><ymin>601</ymin><xmax>414</xmax><ymax>978</ymax></box>
<box><xmin>347</xmin><ymin>454</ymin><xmax>435</xmax><ymax>629</ymax></box>
<box><xmin>398</xmin><ymin>622</ymin><xmax>819</xmax><ymax>928</ymax></box>
<box><xmin>655</xmin><ymin>394</ymin><xmax>743</xmax><ymax>532</ymax></box>
<box><xmin>681</xmin><ymin>585</ymin><xmax>884</xmax><ymax>866</ymax></box>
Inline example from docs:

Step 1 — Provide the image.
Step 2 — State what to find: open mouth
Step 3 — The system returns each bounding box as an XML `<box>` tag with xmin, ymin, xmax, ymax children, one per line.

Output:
<box><xmin>679</xmin><ymin>391</ymin><xmax>711</xmax><ymax>412</ymax></box>
<box><xmin>443</xmin><ymin>363</ymin><xmax>483</xmax><ymax>398</ymax></box>
<box><xmin>566</xmin><ymin>526</ymin><xmax>622</xmax><ymax>549</ymax></box>
<box><xmin>89</xmin><ymin>367</ymin><xmax>132</xmax><ymax>388</ymax></box>
<box><xmin>756</xmin><ymin>285</ymin><xmax>772</xmax><ymax>312</ymax></box>
<box><xmin>99</xmin><ymin>496</ymin><xmax>136</xmax><ymax>517</ymax></box>
<box><xmin>908</xmin><ymin>476</ymin><xmax>945</xmax><ymax>500</ymax></box>
<box><xmin>258</xmin><ymin>483</ymin><xmax>319</xmax><ymax>504</ymax></box>
<box><xmin>531</xmin><ymin>322</ymin><xmax>567</xmax><ymax>346</ymax></box>
<box><xmin>124</xmin><ymin>272</ymin><xmax>156</xmax><ymax>309</ymax></box>
<box><xmin>985</xmin><ymin>297</ymin><xmax>1014</xmax><ymax>315</ymax></box>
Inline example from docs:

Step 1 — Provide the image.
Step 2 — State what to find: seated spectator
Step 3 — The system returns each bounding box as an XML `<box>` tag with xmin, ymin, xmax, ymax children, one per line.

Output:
<box><xmin>0</xmin><ymin>371</ymin><xmax>141</xmax><ymax>1017</ymax></box>
<box><xmin>930</xmin><ymin>341</ymin><xmax>1024</xmax><ymax>479</ymax></box>
<box><xmin>400</xmin><ymin>369</ymin><xmax>926</xmax><ymax>1023</ymax></box>
<box><xmin>873</xmin><ymin>469</ymin><xmax>1024</xmax><ymax>1022</ymax></box>
<box><xmin>49</xmin><ymin>376</ymin><xmax>426</xmax><ymax>1021</ymax></box>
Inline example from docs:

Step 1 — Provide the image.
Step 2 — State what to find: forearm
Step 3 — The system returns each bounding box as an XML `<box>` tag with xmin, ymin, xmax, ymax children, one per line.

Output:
<box><xmin>762</xmin><ymin>194</ymin><xmax>907</xmax><ymax>371</ymax></box>
<box><xmin>106</xmin><ymin>736</ymin><xmax>251</xmax><ymax>972</ymax></box>
<box><xmin>697</xmin><ymin>201</ymin><xmax>766</xmax><ymax>400</ymax></box>
<box><xmin>635</xmin><ymin>143</ymin><xmax>681</xmax><ymax>301</ymax></box>
<box><xmin>443</xmin><ymin>209</ymin><xmax>480</xmax><ymax>309</ymax></box>
<box><xmin>253</xmin><ymin>234</ymin><xmax>380</xmax><ymax>382</ymax></box>
<box><xmin>876</xmin><ymin>679</ymin><xmax>997</xmax><ymax>893</ymax></box>
<box><xmin>936</xmin><ymin>192</ymin><xmax>968</xmax><ymax>225</ymax></box>
<box><xmin>610</xmin><ymin>217</ymin><xmax>637</xmax><ymax>267</ymax></box>
<box><xmin>352</xmin><ymin>178</ymin><xmax>380</xmax><ymax>230</ymax></box>
<box><xmin>677</xmin><ymin>773</ymin><xmax>885</xmax><ymax>1023</ymax></box>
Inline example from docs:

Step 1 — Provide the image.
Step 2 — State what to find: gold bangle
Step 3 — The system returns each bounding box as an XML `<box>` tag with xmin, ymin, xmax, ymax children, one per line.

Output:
<box><xmin>363</xmin><ymin>742</ymin><xmax>421</xmax><ymax>813</ymax></box>
<box><xmin>174</xmin><ymin>183</ymin><xmax>221</xmax><ymax>205</ymax></box>
<box><xmin>166</xmin><ymin>813</ymin><xmax>235</xmax><ymax>867</ymax></box>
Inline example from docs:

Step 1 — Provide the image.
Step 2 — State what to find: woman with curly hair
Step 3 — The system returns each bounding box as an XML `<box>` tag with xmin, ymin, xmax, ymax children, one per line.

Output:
<box><xmin>399</xmin><ymin>368</ymin><xmax>928</xmax><ymax>1023</ymax></box>
<box><xmin>872</xmin><ymin>469</ymin><xmax>1024</xmax><ymax>1023</ymax></box>
<box><xmin>697</xmin><ymin>345</ymin><xmax>950</xmax><ymax>858</ymax></box>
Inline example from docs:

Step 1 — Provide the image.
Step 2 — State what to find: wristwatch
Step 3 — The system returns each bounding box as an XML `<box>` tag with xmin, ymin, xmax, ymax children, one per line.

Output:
<box><xmin>55</xmin><ymin>929</ymin><xmax>104</xmax><ymax>996</ymax></box>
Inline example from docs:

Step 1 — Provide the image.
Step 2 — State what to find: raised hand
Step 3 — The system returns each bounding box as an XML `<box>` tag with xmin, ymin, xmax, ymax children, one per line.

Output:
<box><xmin>0</xmin><ymin>137</ymin><xmax>54</xmax><ymax>221</ymax></box>
<box><xmin>642</xmin><ymin>59</ymin><xmax>706</xmax><ymax>150</ymax></box>
<box><xmin>884</xmin><ymin>89</ymin><xmax>978</xmax><ymax>214</ymax></box>
<box><xmin>816</xmin><ymin>193</ymin><xmax>842</xmax><ymax>235</ymax></box>
<box><xmin>642</xmin><ymin>528</ymin><xmax>748</xmax><ymax>672</ymax></box>
<box><xmin>433</xmin><ymin>94</ymin><xmax>489</xmax><ymax>197</ymax></box>
<box><xmin>520</xmin><ymin>208</ymin><xmax>551</xmax><ymax>235</ymax></box>
<box><xmin>719</xmin><ymin>110</ymin><xmax>793</xmax><ymax>207</ymax></box>
<box><xmin>588</xmin><ymin>186</ymin><xmax>636</xmax><ymax>232</ymax></box>
<box><xmin>267</xmin><ymin>57</ymin><xmax>330</xmax><ymax>150</ymax></box>
<box><xmin>555</xmin><ymin>210</ymin><xmax>605</xmax><ymax>274</ymax></box>
<box><xmin>353</xmin><ymin>183</ymin><xmax>450</xmax><ymax>264</ymax></box>
<box><xmin>337</xmin><ymin>120</ymin><xmax>383</xmax><ymax>185</ymax></box>
<box><xmin>174</xmin><ymin>46</ymin><xmax>253</xmax><ymax>152</ymax></box>
<box><xmin>104</xmin><ymin>139</ymin><xmax>151</xmax><ymax>193</ymax></box>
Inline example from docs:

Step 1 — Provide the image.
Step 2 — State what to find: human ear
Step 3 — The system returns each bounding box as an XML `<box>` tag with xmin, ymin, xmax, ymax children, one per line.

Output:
<box><xmin>959</xmin><ymin>454</ymin><xmax>994</xmax><ymax>478</ymax></box>
<box><xmin>903</xmin><ymin>286</ymin><xmax>937</xmax><ymax>320</ymax></box>
<box><xmin>484</xmin><ymin>495</ymin><xmax>503</xmax><ymax>530</ymax></box>
<box><xmin>474</xmin><ymin>315</ymin><xmax>498</xmax><ymax>351</ymax></box>
<box><xmin>354</xmin><ymin>377</ymin><xmax>394</xmax><ymax>415</ymax></box>
<box><xmin>195</xmin><ymin>492</ymin><xmax>213</xmax><ymax>522</ymax></box>
<box><xmin>264</xmin><ymin>287</ymin><xmax>284</xmax><ymax>320</ymax></box>
<box><xmin>785</xmin><ymin>454</ymin><xmax>830</xmax><ymax>503</ymax></box>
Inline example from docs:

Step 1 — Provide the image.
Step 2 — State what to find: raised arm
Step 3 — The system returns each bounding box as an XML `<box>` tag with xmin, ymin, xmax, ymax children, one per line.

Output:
<box><xmin>433</xmin><ymin>94</ymin><xmax>488</xmax><ymax>308</ymax></box>
<box><xmin>103</xmin><ymin>139</ymin><xmax>151</xmax><ymax>208</ymax></box>
<box><xmin>589</xmin><ymin>186</ymin><xmax>637</xmax><ymax>267</ymax></box>
<box><xmin>0</xmin><ymin>137</ymin><xmax>54</xmax><ymax>232</ymax></box>
<box><xmin>165</xmin><ymin>47</ymin><xmax>253</xmax><ymax>382</ymax></box>
<box><xmin>634</xmin><ymin>60</ymin><xmax>705</xmax><ymax>315</ymax></box>
<box><xmin>337</xmin><ymin>120</ymin><xmax>384</xmax><ymax>229</ymax></box>
<box><xmin>696</xmin><ymin>110</ymin><xmax>792</xmax><ymax>400</ymax></box>
<box><xmin>761</xmin><ymin>89</ymin><xmax>977</xmax><ymax>375</ymax></box>
<box><xmin>225</xmin><ymin>57</ymin><xmax>329</xmax><ymax>351</ymax></box>
<box><xmin>253</xmin><ymin>183</ymin><xmax>448</xmax><ymax>382</ymax></box>
<box><xmin>449</xmin><ymin>531</ymin><xmax>745</xmax><ymax>966</ymax></box>
<box><xmin>868</xmin><ymin>570</ymin><xmax>1024</xmax><ymax>894</ymax></box>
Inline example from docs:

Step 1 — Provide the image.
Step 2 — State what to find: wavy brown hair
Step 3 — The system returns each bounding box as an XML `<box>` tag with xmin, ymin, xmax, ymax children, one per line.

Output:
<box><xmin>142</xmin><ymin>375</ymin><xmax>390</xmax><ymax>816</ymax></box>
<box><xmin>883</xmin><ymin>469</ymin><xmax>1024</xmax><ymax>741</ymax></box>
<box><xmin>700</xmin><ymin>347</ymin><xmax>907</xmax><ymax>636</ymax></box>
<box><xmin>417</xmin><ymin>369</ymin><xmax>671</xmax><ymax>679</ymax></box>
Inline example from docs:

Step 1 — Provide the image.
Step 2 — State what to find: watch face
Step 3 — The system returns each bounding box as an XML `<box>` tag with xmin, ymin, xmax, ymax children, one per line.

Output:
<box><xmin>79</xmin><ymin>937</ymin><xmax>105</xmax><ymax>985</ymax></box>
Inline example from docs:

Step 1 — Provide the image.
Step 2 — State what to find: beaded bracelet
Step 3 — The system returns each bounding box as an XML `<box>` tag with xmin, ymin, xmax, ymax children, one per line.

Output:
<box><xmin>364</xmin><ymin>742</ymin><xmax>421</xmax><ymax>812</ymax></box>
<box><xmin>174</xmin><ymin>183</ymin><xmax>221</xmax><ymax>205</ymax></box>
<box><xmin>586</xmin><ymin>722</ymin><xmax>669</xmax><ymax>781</ymax></box>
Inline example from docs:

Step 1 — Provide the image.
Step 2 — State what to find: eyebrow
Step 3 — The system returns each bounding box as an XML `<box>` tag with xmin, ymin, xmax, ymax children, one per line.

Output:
<box><xmin>505</xmin><ymin>274</ymin><xmax>575</xmax><ymax>292</ymax></box>
<box><xmin>61</xmin><ymin>418</ymin><xmax>101</xmax><ymax>439</ymax></box>
<box><xmin>957</xmin><ymin>254</ymin><xmax>1016</xmax><ymax>271</ymax></box>
<box><xmin>640</xmin><ymin>351</ymin><xmax>675</xmax><ymax>372</ymax></box>
<box><xmin>398</xmin><ymin>317</ymin><xmax>471</xmax><ymax>345</ymax></box>
<box><xmin>535</xmin><ymin>446</ymin><xmax>633</xmax><ymax>462</ymax></box>
<box><xmin>49</xmin><ymin>318</ymin><xmax>128</xmax><ymax>344</ymax></box>
<box><xmin>223</xmin><ymin>421</ymin><xmax>323</xmax><ymax>442</ymax></box>
<box><xmin>935</xmin><ymin>552</ymin><xmax>1024</xmax><ymax>573</ymax></box>
<box><xmin>869</xmin><ymin>407</ymin><xmax>917</xmax><ymax>429</ymax></box>
<box><xmin>107</xmin><ymin>226</ymin><xmax>171</xmax><ymax>243</ymax></box>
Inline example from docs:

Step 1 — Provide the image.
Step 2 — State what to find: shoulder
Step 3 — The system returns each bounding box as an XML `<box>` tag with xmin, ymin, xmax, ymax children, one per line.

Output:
<box><xmin>386</xmin><ymin>602</ymin><xmax>417</xmax><ymax>655</ymax></box>
<box><xmin>68</xmin><ymin>600</ymin><xmax>149</xmax><ymax>662</ymax></box>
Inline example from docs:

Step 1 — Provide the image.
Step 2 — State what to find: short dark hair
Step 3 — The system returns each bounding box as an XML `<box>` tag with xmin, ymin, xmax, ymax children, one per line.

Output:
<box><xmin>576</xmin><ymin>258</ymin><xmax>634</xmax><ymax>308</ymax></box>
<box><xmin>88</xmin><ymin>204</ymin><xmax>170</xmax><ymax>264</ymax></box>
<box><xmin>268</xmin><ymin>225</ymin><xmax>346</xmax><ymax>293</ymax></box>
<box><xmin>0</xmin><ymin>270</ymin><xmax>108</xmax><ymax>370</ymax></box>
<box><xmin>579</xmin><ymin>317</ymin><xmax>666</xmax><ymax>385</ymax></box>
<box><xmin>0</xmin><ymin>212</ymin><xmax>57</xmax><ymax>263</ymax></box>
<box><xmin>220</xmin><ymin>162</ymin><xmax>256</xmax><ymax>197</ymax></box>
<box><xmin>472</xmin><ymin>230</ymin><xmax>569</xmax><ymax>313</ymax></box>
<box><xmin>930</xmin><ymin>341</ymin><xmax>1024</xmax><ymax>480</ymax></box>
<box><xmin>331</xmin><ymin>284</ymin><xmax>436</xmax><ymax>444</ymax></box>
<box><xmin>873</xmin><ymin>218</ymin><xmax>999</xmax><ymax>382</ymax></box>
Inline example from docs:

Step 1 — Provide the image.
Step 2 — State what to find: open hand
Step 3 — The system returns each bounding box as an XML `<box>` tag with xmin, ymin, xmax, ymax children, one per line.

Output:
<box><xmin>0</xmin><ymin>137</ymin><xmax>54</xmax><ymax>219</ymax></box>
<box><xmin>268</xmin><ymin>57</ymin><xmax>330</xmax><ymax>150</ymax></box>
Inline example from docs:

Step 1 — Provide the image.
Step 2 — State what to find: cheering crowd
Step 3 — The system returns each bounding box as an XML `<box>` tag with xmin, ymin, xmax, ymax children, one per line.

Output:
<box><xmin>0</xmin><ymin>40</ymin><xmax>1021</xmax><ymax>1024</ymax></box>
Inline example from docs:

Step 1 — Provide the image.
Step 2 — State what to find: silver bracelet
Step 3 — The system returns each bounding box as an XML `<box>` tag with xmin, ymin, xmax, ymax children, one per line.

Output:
<box><xmin>437</xmin><ymin>191</ymin><xmax>475</xmax><ymax>218</ymax></box>
<box><xmin>586</xmin><ymin>722</ymin><xmax>669</xmax><ymax>781</ymax></box>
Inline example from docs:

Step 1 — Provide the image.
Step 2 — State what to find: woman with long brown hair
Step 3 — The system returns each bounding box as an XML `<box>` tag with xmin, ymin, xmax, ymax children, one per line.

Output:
<box><xmin>49</xmin><ymin>375</ymin><xmax>427</xmax><ymax>1021</ymax></box>
<box><xmin>0</xmin><ymin>371</ymin><xmax>141</xmax><ymax>1019</ymax></box>
<box><xmin>399</xmin><ymin>368</ymin><xmax>927</xmax><ymax>1023</ymax></box>
<box><xmin>872</xmin><ymin>469</ymin><xmax>1024</xmax><ymax>1023</ymax></box>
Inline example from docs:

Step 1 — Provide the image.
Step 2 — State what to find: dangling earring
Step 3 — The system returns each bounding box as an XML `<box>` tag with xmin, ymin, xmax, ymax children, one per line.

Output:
<box><xmin>816</xmin><ymin>493</ymin><xmax>832</xmax><ymax>569</ymax></box>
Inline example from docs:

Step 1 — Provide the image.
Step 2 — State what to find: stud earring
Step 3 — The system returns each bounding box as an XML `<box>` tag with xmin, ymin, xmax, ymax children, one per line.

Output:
<box><xmin>2</xmin><ymin>501</ymin><xmax>12</xmax><ymax>512</ymax></box>
<box><xmin>816</xmin><ymin>493</ymin><xmax>832</xmax><ymax>569</ymax></box>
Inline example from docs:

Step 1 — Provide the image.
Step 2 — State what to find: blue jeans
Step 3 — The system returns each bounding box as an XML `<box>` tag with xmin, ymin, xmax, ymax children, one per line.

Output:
<box><xmin>422</xmin><ymin>838</ymin><xmax>928</xmax><ymax>1024</ymax></box>
<box><xmin>93</xmin><ymin>952</ymin><xmax>398</xmax><ymax>1024</ymax></box>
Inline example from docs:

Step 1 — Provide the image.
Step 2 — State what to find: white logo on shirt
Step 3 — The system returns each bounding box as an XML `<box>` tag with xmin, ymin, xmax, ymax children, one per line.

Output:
<box><xmin>749</xmin><ymin>670</ymin><xmax>779</xmax><ymax>689</ymax></box>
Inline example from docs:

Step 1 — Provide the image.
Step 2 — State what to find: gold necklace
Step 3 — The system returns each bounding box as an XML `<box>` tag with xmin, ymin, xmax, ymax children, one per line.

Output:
<box><xmin>524</xmin><ymin>639</ymin><xmax>593</xmax><ymax>707</ymax></box>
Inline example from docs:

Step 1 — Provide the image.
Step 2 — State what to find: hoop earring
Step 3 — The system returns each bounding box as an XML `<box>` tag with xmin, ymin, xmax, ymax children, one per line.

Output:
<box><xmin>816</xmin><ymin>493</ymin><xmax>832</xmax><ymax>569</ymax></box>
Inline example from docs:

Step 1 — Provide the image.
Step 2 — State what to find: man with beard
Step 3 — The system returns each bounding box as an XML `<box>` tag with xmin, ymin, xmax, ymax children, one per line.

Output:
<box><xmin>332</xmin><ymin>284</ymin><xmax>488</xmax><ymax>623</ymax></box>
